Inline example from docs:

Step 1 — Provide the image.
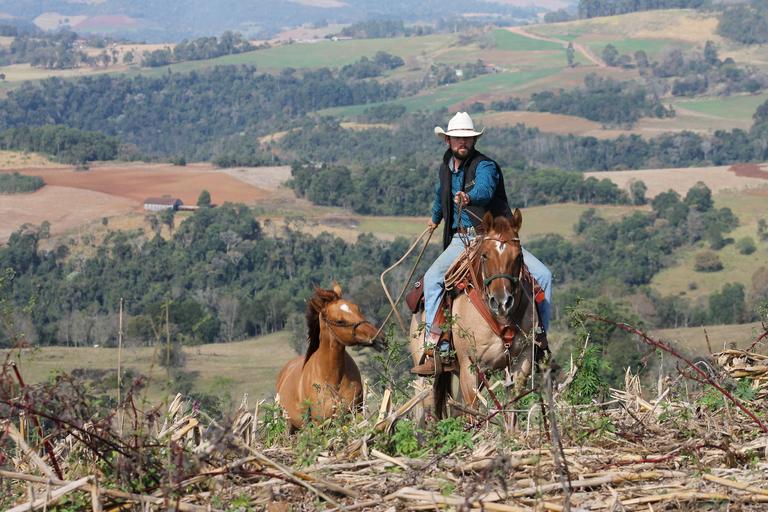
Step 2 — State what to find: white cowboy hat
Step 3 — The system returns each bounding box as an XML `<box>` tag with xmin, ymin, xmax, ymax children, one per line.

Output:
<box><xmin>434</xmin><ymin>112</ymin><xmax>484</xmax><ymax>138</ymax></box>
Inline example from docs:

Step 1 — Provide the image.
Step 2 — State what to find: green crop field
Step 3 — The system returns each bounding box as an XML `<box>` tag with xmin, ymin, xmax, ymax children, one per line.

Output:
<box><xmin>673</xmin><ymin>93</ymin><xmax>768</xmax><ymax>120</ymax></box>
<box><xmin>321</xmin><ymin>67</ymin><xmax>563</xmax><ymax>118</ymax></box>
<box><xmin>159</xmin><ymin>34</ymin><xmax>457</xmax><ymax>73</ymax></box>
<box><xmin>587</xmin><ymin>38</ymin><xmax>691</xmax><ymax>59</ymax></box>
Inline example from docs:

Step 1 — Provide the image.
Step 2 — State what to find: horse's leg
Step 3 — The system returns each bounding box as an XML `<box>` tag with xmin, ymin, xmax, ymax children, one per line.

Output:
<box><xmin>456</xmin><ymin>356</ymin><xmax>479</xmax><ymax>411</ymax></box>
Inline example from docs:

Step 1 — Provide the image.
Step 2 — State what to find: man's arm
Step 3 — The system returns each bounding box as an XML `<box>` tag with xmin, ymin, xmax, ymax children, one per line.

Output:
<box><xmin>429</xmin><ymin>181</ymin><xmax>442</xmax><ymax>229</ymax></box>
<box><xmin>466</xmin><ymin>160</ymin><xmax>499</xmax><ymax>206</ymax></box>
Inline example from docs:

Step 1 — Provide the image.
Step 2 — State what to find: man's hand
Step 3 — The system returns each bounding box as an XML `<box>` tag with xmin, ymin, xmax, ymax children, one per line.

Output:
<box><xmin>454</xmin><ymin>191</ymin><xmax>470</xmax><ymax>206</ymax></box>
<box><xmin>427</xmin><ymin>219</ymin><xmax>439</xmax><ymax>231</ymax></box>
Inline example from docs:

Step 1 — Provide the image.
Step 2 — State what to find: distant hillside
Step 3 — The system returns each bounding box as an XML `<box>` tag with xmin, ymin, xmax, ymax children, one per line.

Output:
<box><xmin>0</xmin><ymin>0</ymin><xmax>545</xmax><ymax>41</ymax></box>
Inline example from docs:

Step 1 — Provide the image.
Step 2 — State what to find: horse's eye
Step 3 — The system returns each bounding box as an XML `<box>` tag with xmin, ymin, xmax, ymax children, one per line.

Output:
<box><xmin>480</xmin><ymin>253</ymin><xmax>488</xmax><ymax>261</ymax></box>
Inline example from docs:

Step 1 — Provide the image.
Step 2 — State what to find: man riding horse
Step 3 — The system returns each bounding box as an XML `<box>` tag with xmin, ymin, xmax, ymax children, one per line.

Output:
<box><xmin>411</xmin><ymin>112</ymin><xmax>553</xmax><ymax>376</ymax></box>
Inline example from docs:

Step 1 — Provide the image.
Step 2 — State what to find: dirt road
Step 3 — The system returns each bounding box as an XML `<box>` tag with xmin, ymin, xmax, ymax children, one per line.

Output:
<box><xmin>505</xmin><ymin>26</ymin><xmax>606</xmax><ymax>68</ymax></box>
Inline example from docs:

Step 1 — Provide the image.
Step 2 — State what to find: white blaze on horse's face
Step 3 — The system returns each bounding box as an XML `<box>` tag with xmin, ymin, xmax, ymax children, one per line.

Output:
<box><xmin>495</xmin><ymin>240</ymin><xmax>505</xmax><ymax>255</ymax></box>
<box><xmin>339</xmin><ymin>303</ymin><xmax>352</xmax><ymax>314</ymax></box>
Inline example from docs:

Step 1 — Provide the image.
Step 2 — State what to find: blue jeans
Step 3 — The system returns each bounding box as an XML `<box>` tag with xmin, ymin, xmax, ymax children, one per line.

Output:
<box><xmin>424</xmin><ymin>234</ymin><xmax>552</xmax><ymax>335</ymax></box>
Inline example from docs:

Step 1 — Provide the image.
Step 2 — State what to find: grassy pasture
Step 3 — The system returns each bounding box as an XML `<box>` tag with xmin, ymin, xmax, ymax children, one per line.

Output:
<box><xmin>527</xmin><ymin>9</ymin><xmax>720</xmax><ymax>45</ymax></box>
<box><xmin>650</xmin><ymin>189</ymin><xmax>768</xmax><ymax>302</ymax></box>
<box><xmin>0</xmin><ymin>150</ymin><xmax>58</xmax><ymax>169</ymax></box>
<box><xmin>320</xmin><ymin>67</ymin><xmax>563</xmax><ymax>117</ymax></box>
<box><xmin>672</xmin><ymin>93</ymin><xmax>768</xmax><ymax>120</ymax></box>
<box><xmin>158</xmin><ymin>34</ymin><xmax>456</xmax><ymax>73</ymax></box>
<box><xmin>286</xmin><ymin>202</ymin><xmax>643</xmax><ymax>243</ymax></box>
<box><xmin>586</xmin><ymin>38</ymin><xmax>692</xmax><ymax>59</ymax></box>
<box><xmin>652</xmin><ymin>321</ymin><xmax>764</xmax><ymax>356</ymax></box>
<box><xmin>2</xmin><ymin>331</ymin><xmax>301</xmax><ymax>406</ymax></box>
<box><xmin>491</xmin><ymin>29</ymin><xmax>564</xmax><ymax>51</ymax></box>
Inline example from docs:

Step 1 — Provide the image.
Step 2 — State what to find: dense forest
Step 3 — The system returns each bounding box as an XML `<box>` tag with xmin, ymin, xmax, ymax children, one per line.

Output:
<box><xmin>0</xmin><ymin>125</ymin><xmax>119</xmax><ymax>163</ymax></box>
<box><xmin>0</xmin><ymin>66</ymin><xmax>402</xmax><ymax>159</ymax></box>
<box><xmin>577</xmin><ymin>0</ymin><xmax>704</xmax><ymax>19</ymax></box>
<box><xmin>279</xmin><ymin>107</ymin><xmax>768</xmax><ymax>172</ymax></box>
<box><xmin>0</xmin><ymin>27</ymin><xmax>86</xmax><ymax>69</ymax></box>
<box><xmin>290</xmin><ymin>162</ymin><xmax>632</xmax><ymax>215</ymax></box>
<box><xmin>140</xmin><ymin>31</ymin><xmax>256</xmax><ymax>67</ymax></box>
<box><xmin>718</xmin><ymin>0</ymin><xmax>768</xmax><ymax>44</ymax></box>
<box><xmin>0</xmin><ymin>183</ymin><xmax>760</xmax><ymax>349</ymax></box>
<box><xmin>0</xmin><ymin>172</ymin><xmax>44</xmax><ymax>194</ymax></box>
<box><xmin>0</xmin><ymin>204</ymin><xmax>414</xmax><ymax>347</ymax></box>
<box><xmin>528</xmin><ymin>75</ymin><xmax>673</xmax><ymax>125</ymax></box>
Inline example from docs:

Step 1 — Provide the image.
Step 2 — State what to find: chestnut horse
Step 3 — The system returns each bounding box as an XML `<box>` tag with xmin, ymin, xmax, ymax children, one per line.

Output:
<box><xmin>276</xmin><ymin>283</ymin><xmax>383</xmax><ymax>430</ymax></box>
<box><xmin>410</xmin><ymin>210</ymin><xmax>542</xmax><ymax>419</ymax></box>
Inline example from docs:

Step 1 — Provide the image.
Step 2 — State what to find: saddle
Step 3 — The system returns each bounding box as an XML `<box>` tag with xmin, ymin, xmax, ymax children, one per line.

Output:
<box><xmin>406</xmin><ymin>254</ymin><xmax>547</xmax><ymax>362</ymax></box>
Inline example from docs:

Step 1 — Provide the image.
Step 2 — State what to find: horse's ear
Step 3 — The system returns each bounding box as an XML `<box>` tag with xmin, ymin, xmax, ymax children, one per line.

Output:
<box><xmin>332</xmin><ymin>281</ymin><xmax>343</xmax><ymax>298</ymax></box>
<box><xmin>510</xmin><ymin>208</ymin><xmax>523</xmax><ymax>231</ymax></box>
<box><xmin>482</xmin><ymin>212</ymin><xmax>494</xmax><ymax>232</ymax></box>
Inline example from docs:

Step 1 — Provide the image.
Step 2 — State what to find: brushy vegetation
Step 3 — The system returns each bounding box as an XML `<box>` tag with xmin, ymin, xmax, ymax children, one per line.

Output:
<box><xmin>0</xmin><ymin>172</ymin><xmax>44</xmax><ymax>194</ymax></box>
<box><xmin>2</xmin><ymin>307</ymin><xmax>767</xmax><ymax>510</ymax></box>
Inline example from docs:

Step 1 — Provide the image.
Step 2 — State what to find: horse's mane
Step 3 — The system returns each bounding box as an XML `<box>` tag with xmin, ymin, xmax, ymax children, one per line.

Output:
<box><xmin>304</xmin><ymin>287</ymin><xmax>340</xmax><ymax>365</ymax></box>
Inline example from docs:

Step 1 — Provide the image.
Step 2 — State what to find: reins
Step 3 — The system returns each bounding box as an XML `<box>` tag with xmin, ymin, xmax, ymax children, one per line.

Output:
<box><xmin>376</xmin><ymin>226</ymin><xmax>435</xmax><ymax>338</ymax></box>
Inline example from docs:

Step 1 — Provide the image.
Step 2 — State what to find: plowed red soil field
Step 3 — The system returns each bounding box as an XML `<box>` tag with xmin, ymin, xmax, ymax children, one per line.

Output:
<box><xmin>1</xmin><ymin>162</ymin><xmax>290</xmax><ymax>242</ymax></box>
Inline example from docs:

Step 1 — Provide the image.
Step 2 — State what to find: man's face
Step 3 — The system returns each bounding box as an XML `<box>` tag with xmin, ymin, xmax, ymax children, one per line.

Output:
<box><xmin>446</xmin><ymin>135</ymin><xmax>476</xmax><ymax>160</ymax></box>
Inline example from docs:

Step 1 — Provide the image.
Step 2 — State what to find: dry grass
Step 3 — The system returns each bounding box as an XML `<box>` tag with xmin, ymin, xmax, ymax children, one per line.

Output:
<box><xmin>0</xmin><ymin>185</ymin><xmax>136</xmax><ymax>242</ymax></box>
<box><xmin>653</xmin><ymin>322</ymin><xmax>765</xmax><ymax>356</ymax></box>
<box><xmin>584</xmin><ymin>164</ymin><xmax>768</xmax><ymax>198</ymax></box>
<box><xmin>528</xmin><ymin>9</ymin><xmax>721</xmax><ymax>44</ymax></box>
<box><xmin>3</xmin><ymin>326</ymin><xmax>768</xmax><ymax>510</ymax></box>
<box><xmin>0</xmin><ymin>151</ymin><xmax>59</xmax><ymax>169</ymax></box>
<box><xmin>2</xmin><ymin>331</ymin><xmax>298</xmax><ymax>403</ymax></box>
<box><xmin>650</xmin><ymin>187</ymin><xmax>768</xmax><ymax>301</ymax></box>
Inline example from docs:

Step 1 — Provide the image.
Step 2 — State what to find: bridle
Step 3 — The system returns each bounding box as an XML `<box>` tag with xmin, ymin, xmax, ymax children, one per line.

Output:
<box><xmin>320</xmin><ymin>310</ymin><xmax>373</xmax><ymax>342</ymax></box>
<box><xmin>479</xmin><ymin>235</ymin><xmax>523</xmax><ymax>289</ymax></box>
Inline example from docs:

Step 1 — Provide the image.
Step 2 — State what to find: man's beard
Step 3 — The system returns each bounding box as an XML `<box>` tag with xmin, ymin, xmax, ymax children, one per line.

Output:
<box><xmin>452</xmin><ymin>147</ymin><xmax>471</xmax><ymax>160</ymax></box>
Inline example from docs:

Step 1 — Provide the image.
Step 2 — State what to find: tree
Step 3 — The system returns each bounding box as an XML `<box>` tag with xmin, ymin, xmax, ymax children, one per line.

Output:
<box><xmin>634</xmin><ymin>50</ymin><xmax>649</xmax><ymax>75</ymax></box>
<box><xmin>602</xmin><ymin>44</ymin><xmax>619</xmax><ymax>66</ymax></box>
<box><xmin>159</xmin><ymin>208</ymin><xmax>175</xmax><ymax>235</ymax></box>
<box><xmin>122</xmin><ymin>51</ymin><xmax>134</xmax><ymax>65</ymax></box>
<box><xmin>684</xmin><ymin>181</ymin><xmax>713</xmax><ymax>212</ymax></box>
<box><xmin>751</xmin><ymin>267</ymin><xmax>768</xmax><ymax>306</ymax></box>
<box><xmin>703</xmin><ymin>40</ymin><xmax>719</xmax><ymax>67</ymax></box>
<box><xmin>694</xmin><ymin>251</ymin><xmax>723</xmax><ymax>272</ymax></box>
<box><xmin>709</xmin><ymin>283</ymin><xmax>747</xmax><ymax>324</ymax></box>
<box><xmin>566</xmin><ymin>42</ymin><xmax>576</xmax><ymax>67</ymax></box>
<box><xmin>629</xmin><ymin>179</ymin><xmax>647</xmax><ymax>205</ymax></box>
<box><xmin>736</xmin><ymin>237</ymin><xmax>757</xmax><ymax>255</ymax></box>
<box><xmin>197</xmin><ymin>189</ymin><xmax>212</xmax><ymax>207</ymax></box>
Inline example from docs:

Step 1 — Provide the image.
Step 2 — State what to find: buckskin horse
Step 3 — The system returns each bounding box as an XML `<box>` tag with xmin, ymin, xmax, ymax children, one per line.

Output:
<box><xmin>276</xmin><ymin>283</ymin><xmax>383</xmax><ymax>430</ymax></box>
<box><xmin>410</xmin><ymin>209</ymin><xmax>544</xmax><ymax>419</ymax></box>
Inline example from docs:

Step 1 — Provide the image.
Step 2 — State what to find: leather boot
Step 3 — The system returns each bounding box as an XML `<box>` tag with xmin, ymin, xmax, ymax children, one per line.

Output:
<box><xmin>411</xmin><ymin>356</ymin><xmax>436</xmax><ymax>376</ymax></box>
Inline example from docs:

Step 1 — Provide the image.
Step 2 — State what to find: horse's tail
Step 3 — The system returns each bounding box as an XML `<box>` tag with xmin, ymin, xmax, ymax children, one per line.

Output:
<box><xmin>433</xmin><ymin>371</ymin><xmax>453</xmax><ymax>419</ymax></box>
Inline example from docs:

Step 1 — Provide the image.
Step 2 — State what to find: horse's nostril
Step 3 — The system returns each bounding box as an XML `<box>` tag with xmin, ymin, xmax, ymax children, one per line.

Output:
<box><xmin>503</xmin><ymin>296</ymin><xmax>514</xmax><ymax>311</ymax></box>
<box><xmin>489</xmin><ymin>296</ymin><xmax>498</xmax><ymax>309</ymax></box>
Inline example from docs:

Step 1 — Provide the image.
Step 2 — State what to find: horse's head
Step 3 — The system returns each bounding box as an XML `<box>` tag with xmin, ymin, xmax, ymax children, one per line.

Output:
<box><xmin>477</xmin><ymin>209</ymin><xmax>524</xmax><ymax>323</ymax></box>
<box><xmin>309</xmin><ymin>282</ymin><xmax>385</xmax><ymax>353</ymax></box>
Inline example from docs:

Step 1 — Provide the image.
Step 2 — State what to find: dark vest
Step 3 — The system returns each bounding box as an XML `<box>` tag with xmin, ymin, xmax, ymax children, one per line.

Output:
<box><xmin>439</xmin><ymin>148</ymin><xmax>512</xmax><ymax>249</ymax></box>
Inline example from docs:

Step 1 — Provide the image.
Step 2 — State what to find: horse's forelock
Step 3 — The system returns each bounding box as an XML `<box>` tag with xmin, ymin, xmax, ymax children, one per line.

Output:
<box><xmin>488</xmin><ymin>215</ymin><xmax>517</xmax><ymax>238</ymax></box>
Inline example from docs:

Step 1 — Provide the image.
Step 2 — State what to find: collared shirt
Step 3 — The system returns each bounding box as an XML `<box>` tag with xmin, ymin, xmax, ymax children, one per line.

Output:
<box><xmin>430</xmin><ymin>156</ymin><xmax>499</xmax><ymax>228</ymax></box>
